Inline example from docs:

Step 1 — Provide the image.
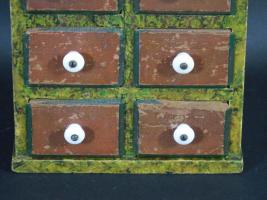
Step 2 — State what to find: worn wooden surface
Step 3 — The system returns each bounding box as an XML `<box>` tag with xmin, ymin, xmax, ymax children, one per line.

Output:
<box><xmin>138</xmin><ymin>0</ymin><xmax>231</xmax><ymax>13</ymax></box>
<box><xmin>138</xmin><ymin>30</ymin><xmax>231</xmax><ymax>86</ymax></box>
<box><xmin>11</xmin><ymin>0</ymin><xmax>248</xmax><ymax>173</ymax></box>
<box><xmin>28</xmin><ymin>29</ymin><xmax>122</xmax><ymax>86</ymax></box>
<box><xmin>30</xmin><ymin>100</ymin><xmax>120</xmax><ymax>156</ymax></box>
<box><xmin>26</xmin><ymin>0</ymin><xmax>118</xmax><ymax>11</ymax></box>
<box><xmin>137</xmin><ymin>101</ymin><xmax>228</xmax><ymax>155</ymax></box>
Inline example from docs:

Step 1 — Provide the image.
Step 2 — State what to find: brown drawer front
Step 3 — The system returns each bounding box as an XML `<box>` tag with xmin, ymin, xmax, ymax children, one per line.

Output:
<box><xmin>136</xmin><ymin>29</ymin><xmax>231</xmax><ymax>87</ymax></box>
<box><xmin>136</xmin><ymin>100</ymin><xmax>229</xmax><ymax>156</ymax></box>
<box><xmin>27</xmin><ymin>28</ymin><xmax>124</xmax><ymax>86</ymax></box>
<box><xmin>29</xmin><ymin>100</ymin><xmax>122</xmax><ymax>156</ymax></box>
<box><xmin>26</xmin><ymin>0</ymin><xmax>119</xmax><ymax>12</ymax></box>
<box><xmin>137</xmin><ymin>0</ymin><xmax>231</xmax><ymax>13</ymax></box>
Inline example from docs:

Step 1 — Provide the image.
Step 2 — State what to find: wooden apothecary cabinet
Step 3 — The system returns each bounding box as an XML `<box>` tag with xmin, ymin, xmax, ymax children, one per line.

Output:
<box><xmin>11</xmin><ymin>0</ymin><xmax>248</xmax><ymax>173</ymax></box>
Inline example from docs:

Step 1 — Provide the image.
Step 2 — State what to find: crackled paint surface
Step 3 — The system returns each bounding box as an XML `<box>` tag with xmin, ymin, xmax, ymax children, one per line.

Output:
<box><xmin>11</xmin><ymin>0</ymin><xmax>247</xmax><ymax>173</ymax></box>
<box><xmin>137</xmin><ymin>101</ymin><xmax>228</xmax><ymax>155</ymax></box>
<box><xmin>27</xmin><ymin>0</ymin><xmax>119</xmax><ymax>12</ymax></box>
<box><xmin>138</xmin><ymin>0</ymin><xmax>231</xmax><ymax>13</ymax></box>
<box><xmin>137</xmin><ymin>29</ymin><xmax>231</xmax><ymax>86</ymax></box>
<box><xmin>27</xmin><ymin>29</ymin><xmax>123</xmax><ymax>86</ymax></box>
<box><xmin>30</xmin><ymin>100</ymin><xmax>121</xmax><ymax>156</ymax></box>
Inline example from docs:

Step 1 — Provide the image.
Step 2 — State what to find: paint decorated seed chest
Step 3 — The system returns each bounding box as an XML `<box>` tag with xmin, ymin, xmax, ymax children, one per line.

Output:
<box><xmin>11</xmin><ymin>0</ymin><xmax>248</xmax><ymax>173</ymax></box>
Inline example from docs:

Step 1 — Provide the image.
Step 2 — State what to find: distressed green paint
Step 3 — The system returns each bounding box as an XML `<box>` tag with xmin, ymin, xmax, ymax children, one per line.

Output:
<box><xmin>12</xmin><ymin>157</ymin><xmax>242</xmax><ymax>174</ymax></box>
<box><xmin>11</xmin><ymin>0</ymin><xmax>248</xmax><ymax>173</ymax></box>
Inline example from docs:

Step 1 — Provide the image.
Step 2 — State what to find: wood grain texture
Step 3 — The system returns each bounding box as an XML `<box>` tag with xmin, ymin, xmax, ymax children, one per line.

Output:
<box><xmin>137</xmin><ymin>101</ymin><xmax>229</xmax><ymax>155</ymax></box>
<box><xmin>138</xmin><ymin>0</ymin><xmax>231</xmax><ymax>13</ymax></box>
<box><xmin>30</xmin><ymin>101</ymin><xmax>120</xmax><ymax>156</ymax></box>
<box><xmin>26</xmin><ymin>0</ymin><xmax>118</xmax><ymax>11</ymax></box>
<box><xmin>27</xmin><ymin>29</ymin><xmax>122</xmax><ymax>86</ymax></box>
<box><xmin>137</xmin><ymin>29</ymin><xmax>231</xmax><ymax>86</ymax></box>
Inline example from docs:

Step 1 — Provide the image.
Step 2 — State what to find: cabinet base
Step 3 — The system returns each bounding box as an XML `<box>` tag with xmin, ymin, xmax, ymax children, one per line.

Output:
<box><xmin>12</xmin><ymin>156</ymin><xmax>243</xmax><ymax>174</ymax></box>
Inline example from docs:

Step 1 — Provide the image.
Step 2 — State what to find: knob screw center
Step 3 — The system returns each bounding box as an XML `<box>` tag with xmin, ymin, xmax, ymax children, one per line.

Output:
<box><xmin>180</xmin><ymin>63</ymin><xmax>188</xmax><ymax>70</ymax></box>
<box><xmin>69</xmin><ymin>60</ymin><xmax>78</xmax><ymax>68</ymax></box>
<box><xmin>71</xmin><ymin>134</ymin><xmax>79</xmax><ymax>142</ymax></box>
<box><xmin>180</xmin><ymin>134</ymin><xmax>188</xmax><ymax>141</ymax></box>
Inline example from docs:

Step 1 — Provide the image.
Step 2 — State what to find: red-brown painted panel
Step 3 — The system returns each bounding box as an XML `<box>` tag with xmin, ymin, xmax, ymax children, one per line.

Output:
<box><xmin>138</xmin><ymin>0</ymin><xmax>231</xmax><ymax>13</ymax></box>
<box><xmin>27</xmin><ymin>0</ymin><xmax>118</xmax><ymax>11</ymax></box>
<box><xmin>137</xmin><ymin>101</ymin><xmax>229</xmax><ymax>155</ymax></box>
<box><xmin>137</xmin><ymin>29</ymin><xmax>231</xmax><ymax>86</ymax></box>
<box><xmin>30</xmin><ymin>100</ymin><xmax>121</xmax><ymax>156</ymax></box>
<box><xmin>27</xmin><ymin>29</ymin><xmax>123</xmax><ymax>86</ymax></box>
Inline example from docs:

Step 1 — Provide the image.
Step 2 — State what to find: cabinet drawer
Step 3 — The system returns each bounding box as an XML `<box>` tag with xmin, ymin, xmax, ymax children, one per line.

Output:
<box><xmin>26</xmin><ymin>0</ymin><xmax>119</xmax><ymax>12</ymax></box>
<box><xmin>29</xmin><ymin>100</ymin><xmax>123</xmax><ymax>156</ymax></box>
<box><xmin>135</xmin><ymin>29</ymin><xmax>231</xmax><ymax>87</ymax></box>
<box><xmin>135</xmin><ymin>100</ymin><xmax>229</xmax><ymax>156</ymax></box>
<box><xmin>26</xmin><ymin>28</ymin><xmax>124</xmax><ymax>86</ymax></box>
<box><xmin>137</xmin><ymin>0</ymin><xmax>231</xmax><ymax>13</ymax></box>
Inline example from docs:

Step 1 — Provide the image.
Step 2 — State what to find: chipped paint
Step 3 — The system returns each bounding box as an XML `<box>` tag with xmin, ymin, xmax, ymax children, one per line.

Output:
<box><xmin>11</xmin><ymin>0</ymin><xmax>247</xmax><ymax>173</ymax></box>
<box><xmin>26</xmin><ymin>0</ymin><xmax>119</xmax><ymax>12</ymax></box>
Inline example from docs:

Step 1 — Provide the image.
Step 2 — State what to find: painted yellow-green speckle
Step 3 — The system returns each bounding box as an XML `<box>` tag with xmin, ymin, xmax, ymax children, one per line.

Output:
<box><xmin>11</xmin><ymin>0</ymin><xmax>247</xmax><ymax>173</ymax></box>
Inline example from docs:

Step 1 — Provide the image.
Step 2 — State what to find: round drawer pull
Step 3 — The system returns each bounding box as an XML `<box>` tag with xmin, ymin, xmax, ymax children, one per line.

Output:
<box><xmin>64</xmin><ymin>123</ymin><xmax>85</xmax><ymax>145</ymax></box>
<box><xmin>172</xmin><ymin>52</ymin><xmax>195</xmax><ymax>74</ymax></box>
<box><xmin>63</xmin><ymin>51</ymin><xmax>85</xmax><ymax>73</ymax></box>
<box><xmin>173</xmin><ymin>123</ymin><xmax>195</xmax><ymax>145</ymax></box>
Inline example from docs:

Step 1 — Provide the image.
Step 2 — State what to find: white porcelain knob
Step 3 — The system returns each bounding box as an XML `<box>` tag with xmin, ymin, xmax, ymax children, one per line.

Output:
<box><xmin>173</xmin><ymin>123</ymin><xmax>195</xmax><ymax>145</ymax></box>
<box><xmin>172</xmin><ymin>52</ymin><xmax>195</xmax><ymax>74</ymax></box>
<box><xmin>64</xmin><ymin>123</ymin><xmax>85</xmax><ymax>145</ymax></box>
<box><xmin>63</xmin><ymin>51</ymin><xmax>85</xmax><ymax>73</ymax></box>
